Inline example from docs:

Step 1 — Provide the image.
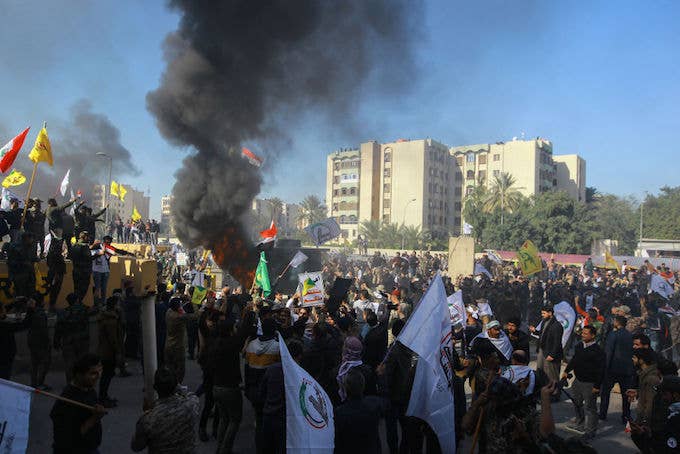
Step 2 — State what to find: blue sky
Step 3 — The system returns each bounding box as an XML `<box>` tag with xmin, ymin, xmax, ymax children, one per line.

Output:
<box><xmin>1</xmin><ymin>0</ymin><xmax>679</xmax><ymax>218</ymax></box>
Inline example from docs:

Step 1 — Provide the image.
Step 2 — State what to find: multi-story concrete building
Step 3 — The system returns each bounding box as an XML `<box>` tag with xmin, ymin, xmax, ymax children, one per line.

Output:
<box><xmin>251</xmin><ymin>198</ymin><xmax>302</xmax><ymax>237</ymax></box>
<box><xmin>93</xmin><ymin>184</ymin><xmax>150</xmax><ymax>223</ymax></box>
<box><xmin>553</xmin><ymin>154</ymin><xmax>587</xmax><ymax>202</ymax></box>
<box><xmin>450</xmin><ymin>138</ymin><xmax>586</xmax><ymax>228</ymax></box>
<box><xmin>161</xmin><ymin>195</ymin><xmax>174</xmax><ymax>234</ymax></box>
<box><xmin>326</xmin><ymin>138</ymin><xmax>457</xmax><ymax>241</ymax></box>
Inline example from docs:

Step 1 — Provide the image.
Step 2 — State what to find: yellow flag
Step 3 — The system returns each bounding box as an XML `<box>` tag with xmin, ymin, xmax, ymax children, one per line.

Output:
<box><xmin>517</xmin><ymin>240</ymin><xmax>542</xmax><ymax>276</ymax></box>
<box><xmin>2</xmin><ymin>169</ymin><xmax>26</xmax><ymax>188</ymax></box>
<box><xmin>131</xmin><ymin>206</ymin><xmax>142</xmax><ymax>221</ymax></box>
<box><xmin>604</xmin><ymin>251</ymin><xmax>621</xmax><ymax>272</ymax></box>
<box><xmin>118</xmin><ymin>184</ymin><xmax>127</xmax><ymax>201</ymax></box>
<box><xmin>28</xmin><ymin>127</ymin><xmax>53</xmax><ymax>166</ymax></box>
<box><xmin>110</xmin><ymin>181</ymin><xmax>120</xmax><ymax>198</ymax></box>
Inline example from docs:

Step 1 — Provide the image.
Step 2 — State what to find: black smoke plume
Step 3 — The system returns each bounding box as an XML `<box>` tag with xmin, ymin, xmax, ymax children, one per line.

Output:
<box><xmin>148</xmin><ymin>1</ymin><xmax>423</xmax><ymax>273</ymax></box>
<box><xmin>7</xmin><ymin>100</ymin><xmax>139</xmax><ymax>205</ymax></box>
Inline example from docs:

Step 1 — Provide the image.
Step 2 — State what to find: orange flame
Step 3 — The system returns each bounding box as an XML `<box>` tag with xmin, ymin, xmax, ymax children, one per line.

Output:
<box><xmin>210</xmin><ymin>226</ymin><xmax>257</xmax><ymax>288</ymax></box>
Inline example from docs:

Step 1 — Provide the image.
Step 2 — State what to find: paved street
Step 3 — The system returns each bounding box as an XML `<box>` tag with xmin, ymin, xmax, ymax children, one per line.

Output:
<box><xmin>12</xmin><ymin>345</ymin><xmax>638</xmax><ymax>454</ymax></box>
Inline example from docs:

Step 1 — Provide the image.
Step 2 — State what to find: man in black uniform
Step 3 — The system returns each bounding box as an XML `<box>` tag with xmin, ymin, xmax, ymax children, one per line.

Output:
<box><xmin>71</xmin><ymin>231</ymin><xmax>96</xmax><ymax>302</ymax></box>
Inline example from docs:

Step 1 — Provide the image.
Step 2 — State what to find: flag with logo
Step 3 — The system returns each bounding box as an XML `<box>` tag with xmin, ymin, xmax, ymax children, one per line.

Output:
<box><xmin>446</xmin><ymin>290</ymin><xmax>465</xmax><ymax>327</ymax></box>
<box><xmin>191</xmin><ymin>285</ymin><xmax>208</xmax><ymax>305</ymax></box>
<box><xmin>604</xmin><ymin>251</ymin><xmax>620</xmax><ymax>272</ymax></box>
<box><xmin>0</xmin><ymin>127</ymin><xmax>30</xmax><ymax>173</ymax></box>
<box><xmin>254</xmin><ymin>251</ymin><xmax>272</xmax><ymax>296</ymax></box>
<box><xmin>59</xmin><ymin>169</ymin><xmax>70</xmax><ymax>197</ymax></box>
<box><xmin>118</xmin><ymin>184</ymin><xmax>127</xmax><ymax>201</ymax></box>
<box><xmin>242</xmin><ymin>147</ymin><xmax>264</xmax><ymax>167</ymax></box>
<box><xmin>517</xmin><ymin>240</ymin><xmax>542</xmax><ymax>276</ymax></box>
<box><xmin>110</xmin><ymin>181</ymin><xmax>120</xmax><ymax>198</ymax></box>
<box><xmin>279</xmin><ymin>332</ymin><xmax>334</xmax><ymax>453</ymax></box>
<box><xmin>28</xmin><ymin>126</ymin><xmax>53</xmax><ymax>166</ymax></box>
<box><xmin>297</xmin><ymin>271</ymin><xmax>324</xmax><ymax>307</ymax></box>
<box><xmin>304</xmin><ymin>218</ymin><xmax>341</xmax><ymax>246</ymax></box>
<box><xmin>397</xmin><ymin>273</ymin><xmax>456</xmax><ymax>453</ymax></box>
<box><xmin>131</xmin><ymin>206</ymin><xmax>142</xmax><ymax>222</ymax></box>
<box><xmin>2</xmin><ymin>169</ymin><xmax>26</xmax><ymax>188</ymax></box>
<box><xmin>553</xmin><ymin>300</ymin><xmax>576</xmax><ymax>348</ymax></box>
<box><xmin>463</xmin><ymin>222</ymin><xmax>473</xmax><ymax>235</ymax></box>
<box><xmin>651</xmin><ymin>273</ymin><xmax>674</xmax><ymax>300</ymax></box>
<box><xmin>474</xmin><ymin>262</ymin><xmax>492</xmax><ymax>279</ymax></box>
<box><xmin>0</xmin><ymin>378</ymin><xmax>33</xmax><ymax>454</ymax></box>
<box><xmin>501</xmin><ymin>365</ymin><xmax>536</xmax><ymax>395</ymax></box>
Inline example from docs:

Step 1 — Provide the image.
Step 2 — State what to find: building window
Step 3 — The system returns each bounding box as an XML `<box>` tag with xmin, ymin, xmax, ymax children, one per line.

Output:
<box><xmin>466</xmin><ymin>170</ymin><xmax>475</xmax><ymax>179</ymax></box>
<box><xmin>455</xmin><ymin>216</ymin><xmax>461</xmax><ymax>225</ymax></box>
<box><xmin>455</xmin><ymin>172</ymin><xmax>462</xmax><ymax>181</ymax></box>
<box><xmin>349</xmin><ymin>187</ymin><xmax>356</xmax><ymax>195</ymax></box>
<box><xmin>493</xmin><ymin>170</ymin><xmax>500</xmax><ymax>177</ymax></box>
<box><xmin>383</xmin><ymin>199</ymin><xmax>391</xmax><ymax>208</ymax></box>
<box><xmin>383</xmin><ymin>184</ymin><xmax>390</xmax><ymax>193</ymax></box>
<box><xmin>384</xmin><ymin>168</ymin><xmax>391</xmax><ymax>177</ymax></box>
<box><xmin>455</xmin><ymin>187</ymin><xmax>462</xmax><ymax>196</ymax></box>
<box><xmin>333</xmin><ymin>203</ymin><xmax>338</xmax><ymax>211</ymax></box>
<box><xmin>341</xmin><ymin>188</ymin><xmax>347</xmax><ymax>195</ymax></box>
<box><xmin>455</xmin><ymin>202</ymin><xmax>462</xmax><ymax>210</ymax></box>
<box><xmin>478</xmin><ymin>170</ymin><xmax>486</xmax><ymax>181</ymax></box>
<box><xmin>466</xmin><ymin>152</ymin><xmax>475</xmax><ymax>163</ymax></box>
<box><xmin>340</xmin><ymin>215</ymin><xmax>346</xmax><ymax>223</ymax></box>
<box><xmin>478</xmin><ymin>154</ymin><xmax>487</xmax><ymax>164</ymax></box>
<box><xmin>333</xmin><ymin>189</ymin><xmax>338</xmax><ymax>196</ymax></box>
<box><xmin>383</xmin><ymin>214</ymin><xmax>390</xmax><ymax>223</ymax></box>
<box><xmin>333</xmin><ymin>176</ymin><xmax>340</xmax><ymax>184</ymax></box>
<box><xmin>465</xmin><ymin>186</ymin><xmax>474</xmax><ymax>196</ymax></box>
<box><xmin>493</xmin><ymin>154</ymin><xmax>500</xmax><ymax>161</ymax></box>
<box><xmin>456</xmin><ymin>156</ymin><xmax>463</xmax><ymax>166</ymax></box>
<box><xmin>334</xmin><ymin>162</ymin><xmax>340</xmax><ymax>170</ymax></box>
<box><xmin>349</xmin><ymin>215</ymin><xmax>357</xmax><ymax>224</ymax></box>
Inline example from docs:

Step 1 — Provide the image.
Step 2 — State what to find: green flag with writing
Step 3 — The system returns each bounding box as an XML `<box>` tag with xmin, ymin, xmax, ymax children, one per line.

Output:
<box><xmin>254</xmin><ymin>251</ymin><xmax>272</xmax><ymax>296</ymax></box>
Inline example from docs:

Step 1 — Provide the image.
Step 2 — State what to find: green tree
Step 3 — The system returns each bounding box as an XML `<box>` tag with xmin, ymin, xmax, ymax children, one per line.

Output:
<box><xmin>359</xmin><ymin>220</ymin><xmax>383</xmax><ymax>247</ymax></box>
<box><xmin>462</xmin><ymin>185</ymin><xmax>488</xmax><ymax>238</ymax></box>
<box><xmin>587</xmin><ymin>193</ymin><xmax>638</xmax><ymax>254</ymax></box>
<box><xmin>297</xmin><ymin>195</ymin><xmax>326</xmax><ymax>226</ymax></box>
<box><xmin>640</xmin><ymin>186</ymin><xmax>680</xmax><ymax>239</ymax></box>
<box><xmin>267</xmin><ymin>197</ymin><xmax>283</xmax><ymax>222</ymax></box>
<box><xmin>483</xmin><ymin>172</ymin><xmax>525</xmax><ymax>223</ymax></box>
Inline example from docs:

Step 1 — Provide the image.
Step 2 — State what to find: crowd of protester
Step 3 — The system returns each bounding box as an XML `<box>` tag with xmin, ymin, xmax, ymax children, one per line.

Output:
<box><xmin>2</xmin><ymin>212</ymin><xmax>680</xmax><ymax>453</ymax></box>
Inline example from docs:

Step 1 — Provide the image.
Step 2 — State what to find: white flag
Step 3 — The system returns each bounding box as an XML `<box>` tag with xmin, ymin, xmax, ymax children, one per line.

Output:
<box><xmin>304</xmin><ymin>218</ymin><xmax>341</xmax><ymax>246</ymax></box>
<box><xmin>397</xmin><ymin>273</ymin><xmax>456</xmax><ymax>453</ymax></box>
<box><xmin>501</xmin><ymin>365</ymin><xmax>536</xmax><ymax>395</ymax></box>
<box><xmin>69</xmin><ymin>189</ymin><xmax>76</xmax><ymax>216</ymax></box>
<box><xmin>279</xmin><ymin>333</ymin><xmax>334</xmax><ymax>453</ymax></box>
<box><xmin>0</xmin><ymin>378</ymin><xmax>33</xmax><ymax>454</ymax></box>
<box><xmin>463</xmin><ymin>222</ymin><xmax>473</xmax><ymax>235</ymax></box>
<box><xmin>553</xmin><ymin>300</ymin><xmax>576</xmax><ymax>348</ymax></box>
<box><xmin>470</xmin><ymin>329</ymin><xmax>513</xmax><ymax>361</ymax></box>
<box><xmin>0</xmin><ymin>187</ymin><xmax>11</xmax><ymax>210</ymax></box>
<box><xmin>59</xmin><ymin>169</ymin><xmax>70</xmax><ymax>197</ymax></box>
<box><xmin>289</xmin><ymin>251</ymin><xmax>308</xmax><ymax>268</ymax></box>
<box><xmin>651</xmin><ymin>273</ymin><xmax>674</xmax><ymax>300</ymax></box>
<box><xmin>447</xmin><ymin>290</ymin><xmax>465</xmax><ymax>327</ymax></box>
<box><xmin>474</xmin><ymin>262</ymin><xmax>493</xmax><ymax>279</ymax></box>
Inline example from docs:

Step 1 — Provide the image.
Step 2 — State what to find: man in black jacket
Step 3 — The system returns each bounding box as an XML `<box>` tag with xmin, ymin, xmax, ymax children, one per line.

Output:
<box><xmin>599</xmin><ymin>314</ymin><xmax>634</xmax><ymax>423</ymax></box>
<box><xmin>505</xmin><ymin>317</ymin><xmax>530</xmax><ymax>358</ymax></box>
<box><xmin>562</xmin><ymin>325</ymin><xmax>605</xmax><ymax>440</ymax></box>
<box><xmin>530</xmin><ymin>304</ymin><xmax>564</xmax><ymax>383</ymax></box>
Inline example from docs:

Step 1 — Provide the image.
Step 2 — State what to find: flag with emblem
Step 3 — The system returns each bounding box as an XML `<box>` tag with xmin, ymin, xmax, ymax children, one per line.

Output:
<box><xmin>254</xmin><ymin>251</ymin><xmax>271</xmax><ymax>296</ymax></box>
<box><xmin>2</xmin><ymin>169</ymin><xmax>26</xmax><ymax>188</ymax></box>
<box><xmin>517</xmin><ymin>240</ymin><xmax>542</xmax><ymax>276</ymax></box>
<box><xmin>118</xmin><ymin>184</ymin><xmax>127</xmax><ymax>201</ymax></box>
<box><xmin>191</xmin><ymin>285</ymin><xmax>208</xmax><ymax>305</ymax></box>
<box><xmin>604</xmin><ymin>251</ymin><xmax>621</xmax><ymax>272</ymax></box>
<box><xmin>28</xmin><ymin>127</ymin><xmax>53</xmax><ymax>165</ymax></box>
<box><xmin>131</xmin><ymin>206</ymin><xmax>142</xmax><ymax>222</ymax></box>
<box><xmin>297</xmin><ymin>271</ymin><xmax>324</xmax><ymax>307</ymax></box>
<box><xmin>0</xmin><ymin>127</ymin><xmax>30</xmax><ymax>173</ymax></box>
<box><xmin>279</xmin><ymin>332</ymin><xmax>334</xmax><ymax>453</ymax></box>
<box><xmin>110</xmin><ymin>181</ymin><xmax>120</xmax><ymax>198</ymax></box>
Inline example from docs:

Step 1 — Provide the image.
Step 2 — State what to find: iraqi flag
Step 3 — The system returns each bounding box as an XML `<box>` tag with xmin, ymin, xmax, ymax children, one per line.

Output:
<box><xmin>242</xmin><ymin>147</ymin><xmax>263</xmax><ymax>167</ymax></box>
<box><xmin>257</xmin><ymin>220</ymin><xmax>277</xmax><ymax>249</ymax></box>
<box><xmin>0</xmin><ymin>127</ymin><xmax>30</xmax><ymax>173</ymax></box>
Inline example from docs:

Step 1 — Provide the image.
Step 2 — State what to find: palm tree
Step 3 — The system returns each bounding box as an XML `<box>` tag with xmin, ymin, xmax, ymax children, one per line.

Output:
<box><xmin>359</xmin><ymin>220</ymin><xmax>382</xmax><ymax>247</ymax></box>
<box><xmin>297</xmin><ymin>195</ymin><xmax>327</xmax><ymax>227</ymax></box>
<box><xmin>483</xmin><ymin>172</ymin><xmax>524</xmax><ymax>224</ymax></box>
<box><xmin>400</xmin><ymin>224</ymin><xmax>424</xmax><ymax>250</ymax></box>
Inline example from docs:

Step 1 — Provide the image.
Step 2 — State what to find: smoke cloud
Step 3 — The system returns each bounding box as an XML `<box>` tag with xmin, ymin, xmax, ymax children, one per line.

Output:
<box><xmin>148</xmin><ymin>0</ymin><xmax>423</xmax><ymax>275</ymax></box>
<box><xmin>7</xmin><ymin>100</ymin><xmax>139</xmax><ymax>204</ymax></box>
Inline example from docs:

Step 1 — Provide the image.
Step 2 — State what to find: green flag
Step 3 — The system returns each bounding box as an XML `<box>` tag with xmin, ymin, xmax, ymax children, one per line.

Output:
<box><xmin>191</xmin><ymin>285</ymin><xmax>208</xmax><ymax>306</ymax></box>
<box><xmin>254</xmin><ymin>251</ymin><xmax>272</xmax><ymax>296</ymax></box>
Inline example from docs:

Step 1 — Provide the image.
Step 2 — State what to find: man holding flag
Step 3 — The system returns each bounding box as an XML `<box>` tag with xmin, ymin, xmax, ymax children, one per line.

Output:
<box><xmin>396</xmin><ymin>272</ymin><xmax>456</xmax><ymax>453</ymax></box>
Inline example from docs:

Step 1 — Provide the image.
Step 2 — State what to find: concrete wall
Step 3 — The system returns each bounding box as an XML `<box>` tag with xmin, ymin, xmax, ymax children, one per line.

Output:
<box><xmin>448</xmin><ymin>236</ymin><xmax>475</xmax><ymax>277</ymax></box>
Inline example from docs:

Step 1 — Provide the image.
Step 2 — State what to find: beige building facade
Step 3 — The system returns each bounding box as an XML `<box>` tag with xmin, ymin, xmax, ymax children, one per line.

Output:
<box><xmin>450</xmin><ymin>138</ymin><xmax>586</xmax><ymax>229</ymax></box>
<box><xmin>327</xmin><ymin>139</ymin><xmax>457</xmax><ymax>240</ymax></box>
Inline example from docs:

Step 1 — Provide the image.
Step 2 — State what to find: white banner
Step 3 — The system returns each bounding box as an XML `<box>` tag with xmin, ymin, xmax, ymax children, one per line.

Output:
<box><xmin>397</xmin><ymin>273</ymin><xmax>456</xmax><ymax>453</ymax></box>
<box><xmin>298</xmin><ymin>271</ymin><xmax>325</xmax><ymax>307</ymax></box>
<box><xmin>0</xmin><ymin>379</ymin><xmax>32</xmax><ymax>454</ymax></box>
<box><xmin>304</xmin><ymin>218</ymin><xmax>341</xmax><ymax>246</ymax></box>
<box><xmin>289</xmin><ymin>251</ymin><xmax>309</xmax><ymax>269</ymax></box>
<box><xmin>553</xmin><ymin>300</ymin><xmax>577</xmax><ymax>348</ymax></box>
<box><xmin>446</xmin><ymin>290</ymin><xmax>465</xmax><ymax>327</ymax></box>
<box><xmin>280</xmin><ymin>333</ymin><xmax>334</xmax><ymax>453</ymax></box>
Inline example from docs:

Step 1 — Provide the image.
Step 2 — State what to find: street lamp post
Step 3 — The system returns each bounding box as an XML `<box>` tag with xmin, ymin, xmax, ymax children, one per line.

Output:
<box><xmin>401</xmin><ymin>198</ymin><xmax>417</xmax><ymax>250</ymax></box>
<box><xmin>96</xmin><ymin>152</ymin><xmax>113</xmax><ymax>230</ymax></box>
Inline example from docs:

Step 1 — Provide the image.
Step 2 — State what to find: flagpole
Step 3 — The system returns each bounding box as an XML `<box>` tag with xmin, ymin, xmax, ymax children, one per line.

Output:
<box><xmin>20</xmin><ymin>121</ymin><xmax>46</xmax><ymax>229</ymax></box>
<box><xmin>270</xmin><ymin>262</ymin><xmax>292</xmax><ymax>293</ymax></box>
